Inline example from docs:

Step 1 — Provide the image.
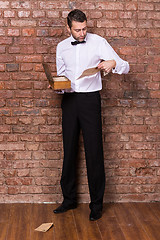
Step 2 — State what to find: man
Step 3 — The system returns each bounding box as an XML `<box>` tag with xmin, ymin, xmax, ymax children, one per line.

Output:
<box><xmin>53</xmin><ymin>9</ymin><xmax>129</xmax><ymax>221</ymax></box>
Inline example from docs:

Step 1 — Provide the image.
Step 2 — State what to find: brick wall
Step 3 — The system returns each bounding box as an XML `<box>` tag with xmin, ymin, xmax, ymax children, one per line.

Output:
<box><xmin>0</xmin><ymin>0</ymin><xmax>159</xmax><ymax>203</ymax></box>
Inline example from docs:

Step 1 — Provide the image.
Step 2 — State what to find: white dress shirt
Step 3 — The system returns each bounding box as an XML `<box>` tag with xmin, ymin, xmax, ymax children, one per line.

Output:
<box><xmin>56</xmin><ymin>33</ymin><xmax>129</xmax><ymax>93</ymax></box>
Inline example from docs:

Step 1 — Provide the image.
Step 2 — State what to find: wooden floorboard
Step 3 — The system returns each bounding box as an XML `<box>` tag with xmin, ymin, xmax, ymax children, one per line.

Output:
<box><xmin>31</xmin><ymin>203</ymin><xmax>54</xmax><ymax>240</ymax></box>
<box><xmin>53</xmin><ymin>205</ymin><xmax>78</xmax><ymax>240</ymax></box>
<box><xmin>0</xmin><ymin>204</ymin><xmax>11</xmax><ymax>240</ymax></box>
<box><xmin>131</xmin><ymin>202</ymin><xmax>160</xmax><ymax>240</ymax></box>
<box><xmin>113</xmin><ymin>203</ymin><xmax>151</xmax><ymax>240</ymax></box>
<box><xmin>0</xmin><ymin>203</ymin><xmax>160</xmax><ymax>240</ymax></box>
<box><xmin>6</xmin><ymin>204</ymin><xmax>31</xmax><ymax>240</ymax></box>
<box><xmin>97</xmin><ymin>204</ymin><xmax>126</xmax><ymax>240</ymax></box>
<box><xmin>73</xmin><ymin>204</ymin><xmax>102</xmax><ymax>240</ymax></box>
<box><xmin>149</xmin><ymin>202</ymin><xmax>160</xmax><ymax>221</ymax></box>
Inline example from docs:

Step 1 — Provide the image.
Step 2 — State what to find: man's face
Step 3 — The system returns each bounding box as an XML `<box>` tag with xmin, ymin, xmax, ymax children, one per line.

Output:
<box><xmin>67</xmin><ymin>20</ymin><xmax>87</xmax><ymax>42</ymax></box>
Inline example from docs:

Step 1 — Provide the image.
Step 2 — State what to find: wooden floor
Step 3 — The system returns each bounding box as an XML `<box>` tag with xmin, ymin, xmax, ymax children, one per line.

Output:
<box><xmin>0</xmin><ymin>202</ymin><xmax>160</xmax><ymax>240</ymax></box>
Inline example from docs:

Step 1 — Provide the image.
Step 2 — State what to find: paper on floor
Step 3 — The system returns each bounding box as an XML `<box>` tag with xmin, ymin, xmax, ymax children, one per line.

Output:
<box><xmin>35</xmin><ymin>223</ymin><xmax>53</xmax><ymax>232</ymax></box>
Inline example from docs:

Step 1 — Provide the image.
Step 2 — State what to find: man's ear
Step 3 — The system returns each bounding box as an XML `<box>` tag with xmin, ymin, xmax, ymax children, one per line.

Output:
<box><xmin>67</xmin><ymin>24</ymin><xmax>71</xmax><ymax>34</ymax></box>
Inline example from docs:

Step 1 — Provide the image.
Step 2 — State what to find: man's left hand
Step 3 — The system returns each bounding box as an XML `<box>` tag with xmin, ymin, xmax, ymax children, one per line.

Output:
<box><xmin>97</xmin><ymin>60</ymin><xmax>116</xmax><ymax>74</ymax></box>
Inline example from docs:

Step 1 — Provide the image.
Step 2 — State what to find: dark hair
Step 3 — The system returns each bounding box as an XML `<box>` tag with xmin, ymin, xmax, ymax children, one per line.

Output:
<box><xmin>67</xmin><ymin>9</ymin><xmax>87</xmax><ymax>29</ymax></box>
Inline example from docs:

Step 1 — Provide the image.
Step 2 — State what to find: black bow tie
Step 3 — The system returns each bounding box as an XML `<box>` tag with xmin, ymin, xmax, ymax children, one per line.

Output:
<box><xmin>71</xmin><ymin>40</ymin><xmax>86</xmax><ymax>45</ymax></box>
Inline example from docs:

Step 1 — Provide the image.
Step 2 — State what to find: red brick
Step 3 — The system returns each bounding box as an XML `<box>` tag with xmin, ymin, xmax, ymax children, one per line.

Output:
<box><xmin>17</xmin><ymin>169</ymin><xmax>30</xmax><ymax>177</ymax></box>
<box><xmin>148</xmin><ymin>12</ymin><xmax>160</xmax><ymax>20</ymax></box>
<box><xmin>8</xmin><ymin>46</ymin><xmax>20</xmax><ymax>54</ymax></box>
<box><xmin>14</xmin><ymin>37</ymin><xmax>35</xmax><ymax>46</ymax></box>
<box><xmin>118</xmin><ymin>30</ymin><xmax>132</xmax><ymax>38</ymax></box>
<box><xmin>105</xmin><ymin>12</ymin><xmax>118</xmax><ymax>19</ymax></box>
<box><xmin>40</xmin><ymin>125</ymin><xmax>62</xmax><ymax>134</ymax></box>
<box><xmin>15</xmin><ymin>90</ymin><xmax>33</xmax><ymax>98</ymax></box>
<box><xmin>35</xmin><ymin>135</ymin><xmax>47</xmax><ymax>142</ymax></box>
<box><xmin>155</xmin><ymin>3</ymin><xmax>160</xmax><ymax>11</ymax></box>
<box><xmin>138</xmin><ymin>3</ymin><xmax>154</xmax><ymax>11</ymax></box>
<box><xmin>18</xmin><ymin>10</ymin><xmax>30</xmax><ymax>18</ymax></box>
<box><xmin>49</xmin><ymin>29</ymin><xmax>63</xmax><ymax>37</ymax></box>
<box><xmin>7</xmin><ymin>28</ymin><xmax>20</xmax><ymax>36</ymax></box>
<box><xmin>152</xmin><ymin>74</ymin><xmax>160</xmax><ymax>82</ymax></box>
<box><xmin>0</xmin><ymin>125</ymin><xmax>10</xmax><ymax>133</ymax></box>
<box><xmin>0</xmin><ymin>64</ymin><xmax>5</xmax><ymax>71</ymax></box>
<box><xmin>148</xmin><ymin>29</ymin><xmax>160</xmax><ymax>38</ymax></box>
<box><xmin>20</xmin><ymin>46</ymin><xmax>34</xmax><ymax>54</ymax></box>
<box><xmin>90</xmin><ymin>11</ymin><xmax>103</xmax><ymax>19</ymax></box>
<box><xmin>149</xmin><ymin>125</ymin><xmax>160</xmax><ymax>133</ymax></box>
<box><xmin>41</xmin><ymin>142</ymin><xmax>62</xmax><ymax>151</ymax></box>
<box><xmin>21</xmin><ymin>100</ymin><xmax>34</xmax><ymax>108</ymax></box>
<box><xmin>0</xmin><ymin>143</ymin><xmax>25</xmax><ymax>151</ymax></box>
<box><xmin>5</xmin><ymin>117</ymin><xmax>18</xmax><ymax>124</ymax></box>
<box><xmin>0</xmin><ymin>55</ymin><xmax>14</xmax><ymax>63</ymax></box>
<box><xmin>0</xmin><ymin>46</ymin><xmax>6</xmax><ymax>53</ymax></box>
<box><xmin>37</xmin><ymin>29</ymin><xmax>48</xmax><ymax>36</ymax></box>
<box><xmin>35</xmin><ymin>46</ymin><xmax>48</xmax><ymax>54</ymax></box>
<box><xmin>0</xmin><ymin>1</ymin><xmax>9</xmax><ymax>8</ymax></box>
<box><xmin>0</xmin><ymin>108</ymin><xmax>11</xmax><ymax>116</ymax></box>
<box><xmin>22</xmin><ymin>28</ymin><xmax>35</xmax><ymax>36</ymax></box>
<box><xmin>18</xmin><ymin>81</ymin><xmax>32</xmax><ymax>89</ymax></box>
<box><xmin>122</xmin><ymin>125</ymin><xmax>147</xmax><ymax>133</ymax></box>
<box><xmin>150</xmin><ymin>91</ymin><xmax>160</xmax><ymax>99</ymax></box>
<box><xmin>3</xmin><ymin>169</ymin><xmax>17</xmax><ymax>177</ymax></box>
<box><xmin>39</xmin><ymin>19</ymin><xmax>65</xmax><ymax>27</ymax></box>
<box><xmin>33</xmin><ymin>10</ymin><xmax>45</xmax><ymax>18</ymax></box>
<box><xmin>97</xmin><ymin>2</ymin><xmax>124</xmax><ymax>10</ymax></box>
<box><xmin>138</xmin><ymin>12</ymin><xmax>147</xmax><ymax>20</ymax></box>
<box><xmin>0</xmin><ymin>28</ymin><xmax>5</xmax><ymax>36</ymax></box>
<box><xmin>47</xmin><ymin>10</ymin><xmax>60</xmax><ymax>18</ymax></box>
<box><xmin>130</xmin><ymin>150</ymin><xmax>143</xmax><ymax>159</ymax></box>
<box><xmin>20</xmin><ymin>177</ymin><xmax>33</xmax><ymax>185</ymax></box>
<box><xmin>39</xmin><ymin>2</ymin><xmax>68</xmax><ymax>9</ymax></box>
<box><xmin>125</xmin><ymin>3</ymin><xmax>137</xmax><ymax>11</ymax></box>
<box><xmin>21</xmin><ymin>63</ymin><xmax>33</xmax><ymax>71</ymax></box>
<box><xmin>0</xmin><ymin>19</ymin><xmax>8</xmax><ymax>27</ymax></box>
<box><xmin>16</xmin><ymin>55</ymin><xmax>42</xmax><ymax>63</ymax></box>
<box><xmin>79</xmin><ymin>2</ymin><xmax>96</xmax><ymax>10</ymax></box>
<box><xmin>26</xmin><ymin>143</ymin><xmax>39</xmax><ymax>151</ymax></box>
<box><xmin>4</xmin><ymin>10</ymin><xmax>15</xmax><ymax>17</ymax></box>
<box><xmin>11</xmin><ymin>20</ymin><xmax>36</xmax><ymax>27</ymax></box>
<box><xmin>119</xmin><ymin>11</ymin><xmax>132</xmax><ymax>19</ymax></box>
<box><xmin>11</xmin><ymin>1</ymin><xmax>31</xmax><ymax>9</ymax></box>
<box><xmin>6</xmin><ymin>63</ymin><xmax>19</xmax><ymax>71</ymax></box>
<box><xmin>21</xmin><ymin>186</ymin><xmax>42</xmax><ymax>194</ymax></box>
<box><xmin>97</xmin><ymin>19</ymin><xmax>123</xmax><ymax>28</ymax></box>
<box><xmin>106</xmin><ymin>29</ymin><xmax>118</xmax><ymax>37</ymax></box>
<box><xmin>30</xmin><ymin>168</ymin><xmax>45</xmax><ymax>177</ymax></box>
<box><xmin>34</xmin><ymin>177</ymin><xmax>58</xmax><ymax>186</ymax></box>
<box><xmin>138</xmin><ymin>20</ymin><xmax>153</xmax><ymax>28</ymax></box>
<box><xmin>0</xmin><ymin>37</ymin><xmax>12</xmax><ymax>45</ymax></box>
<box><xmin>8</xmin><ymin>187</ymin><xmax>19</xmax><ymax>195</ymax></box>
<box><xmin>119</xmin><ymin>46</ymin><xmax>136</xmax><ymax>55</ymax></box>
<box><xmin>147</xmin><ymin>82</ymin><xmax>159</xmax><ymax>90</ymax></box>
<box><xmin>125</xmin><ymin>20</ymin><xmax>137</xmax><ymax>28</ymax></box>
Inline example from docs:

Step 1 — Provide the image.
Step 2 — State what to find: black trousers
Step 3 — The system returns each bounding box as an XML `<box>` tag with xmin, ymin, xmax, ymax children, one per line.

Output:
<box><xmin>60</xmin><ymin>91</ymin><xmax>105</xmax><ymax>211</ymax></box>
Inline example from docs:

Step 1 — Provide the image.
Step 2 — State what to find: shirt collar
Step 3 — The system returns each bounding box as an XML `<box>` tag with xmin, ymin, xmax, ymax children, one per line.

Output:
<box><xmin>70</xmin><ymin>33</ymin><xmax>88</xmax><ymax>43</ymax></box>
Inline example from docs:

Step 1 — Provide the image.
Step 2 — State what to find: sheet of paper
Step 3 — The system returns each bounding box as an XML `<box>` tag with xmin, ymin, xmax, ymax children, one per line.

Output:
<box><xmin>35</xmin><ymin>223</ymin><xmax>53</xmax><ymax>232</ymax></box>
<box><xmin>77</xmin><ymin>67</ymin><xmax>100</xmax><ymax>80</ymax></box>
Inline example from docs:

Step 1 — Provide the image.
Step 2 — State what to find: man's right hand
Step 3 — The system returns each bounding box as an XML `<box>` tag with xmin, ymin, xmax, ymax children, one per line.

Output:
<box><xmin>48</xmin><ymin>85</ymin><xmax>52</xmax><ymax>89</ymax></box>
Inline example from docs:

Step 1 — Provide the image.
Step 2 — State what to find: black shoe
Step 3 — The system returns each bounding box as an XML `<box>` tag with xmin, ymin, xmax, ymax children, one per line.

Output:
<box><xmin>53</xmin><ymin>203</ymin><xmax>77</xmax><ymax>214</ymax></box>
<box><xmin>89</xmin><ymin>210</ymin><xmax>102</xmax><ymax>221</ymax></box>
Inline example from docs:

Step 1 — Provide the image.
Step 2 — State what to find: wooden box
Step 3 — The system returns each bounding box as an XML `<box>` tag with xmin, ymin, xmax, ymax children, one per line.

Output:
<box><xmin>42</xmin><ymin>63</ymin><xmax>71</xmax><ymax>90</ymax></box>
<box><xmin>52</xmin><ymin>76</ymin><xmax>71</xmax><ymax>90</ymax></box>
